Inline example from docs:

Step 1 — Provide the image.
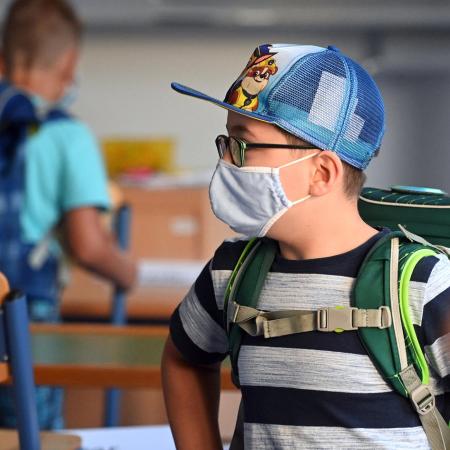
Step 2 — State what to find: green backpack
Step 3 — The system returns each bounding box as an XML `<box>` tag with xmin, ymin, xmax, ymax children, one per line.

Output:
<box><xmin>359</xmin><ymin>185</ymin><xmax>450</xmax><ymax>247</ymax></box>
<box><xmin>224</xmin><ymin>186</ymin><xmax>450</xmax><ymax>450</ymax></box>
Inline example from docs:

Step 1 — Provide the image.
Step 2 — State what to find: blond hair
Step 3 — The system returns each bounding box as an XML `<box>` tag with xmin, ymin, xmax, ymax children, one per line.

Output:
<box><xmin>2</xmin><ymin>0</ymin><xmax>82</xmax><ymax>74</ymax></box>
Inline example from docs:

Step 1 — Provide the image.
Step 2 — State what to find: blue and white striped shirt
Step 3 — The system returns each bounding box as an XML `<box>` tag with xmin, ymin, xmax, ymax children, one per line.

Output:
<box><xmin>170</xmin><ymin>230</ymin><xmax>450</xmax><ymax>449</ymax></box>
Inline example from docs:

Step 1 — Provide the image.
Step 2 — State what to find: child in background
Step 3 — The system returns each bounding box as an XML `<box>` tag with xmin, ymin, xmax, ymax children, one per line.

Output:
<box><xmin>0</xmin><ymin>0</ymin><xmax>136</xmax><ymax>429</ymax></box>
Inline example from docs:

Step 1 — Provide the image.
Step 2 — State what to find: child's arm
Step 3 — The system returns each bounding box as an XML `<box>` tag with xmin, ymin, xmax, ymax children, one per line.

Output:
<box><xmin>162</xmin><ymin>335</ymin><xmax>223</xmax><ymax>450</ymax></box>
<box><xmin>63</xmin><ymin>206</ymin><xmax>136</xmax><ymax>290</ymax></box>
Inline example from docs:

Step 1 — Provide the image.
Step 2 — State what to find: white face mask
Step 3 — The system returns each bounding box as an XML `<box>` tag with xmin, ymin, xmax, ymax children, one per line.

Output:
<box><xmin>209</xmin><ymin>152</ymin><xmax>319</xmax><ymax>237</ymax></box>
<box><xmin>56</xmin><ymin>79</ymin><xmax>79</xmax><ymax>110</ymax></box>
<box><xmin>31</xmin><ymin>78</ymin><xmax>79</xmax><ymax>118</ymax></box>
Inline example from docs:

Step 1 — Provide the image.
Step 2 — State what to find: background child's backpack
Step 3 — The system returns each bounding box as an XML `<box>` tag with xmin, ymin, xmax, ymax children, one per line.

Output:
<box><xmin>0</xmin><ymin>82</ymin><xmax>69</xmax><ymax>319</ymax></box>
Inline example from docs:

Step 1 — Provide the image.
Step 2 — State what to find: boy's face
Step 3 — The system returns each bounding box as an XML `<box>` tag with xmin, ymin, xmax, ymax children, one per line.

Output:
<box><xmin>225</xmin><ymin>111</ymin><xmax>317</xmax><ymax>202</ymax></box>
<box><xmin>10</xmin><ymin>46</ymin><xmax>79</xmax><ymax>103</ymax></box>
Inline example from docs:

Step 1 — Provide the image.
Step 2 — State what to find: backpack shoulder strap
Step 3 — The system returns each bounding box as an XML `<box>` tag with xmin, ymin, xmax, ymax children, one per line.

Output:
<box><xmin>398</xmin><ymin>243</ymin><xmax>450</xmax><ymax>449</ymax></box>
<box><xmin>224</xmin><ymin>237</ymin><xmax>277</xmax><ymax>387</ymax></box>
<box><xmin>355</xmin><ymin>231</ymin><xmax>450</xmax><ymax>449</ymax></box>
<box><xmin>353</xmin><ymin>231</ymin><xmax>407</xmax><ymax>393</ymax></box>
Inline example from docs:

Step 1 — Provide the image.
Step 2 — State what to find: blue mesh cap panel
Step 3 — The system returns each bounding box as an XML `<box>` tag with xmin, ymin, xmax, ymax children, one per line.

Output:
<box><xmin>351</xmin><ymin>60</ymin><xmax>384</xmax><ymax>146</ymax></box>
<box><xmin>266</xmin><ymin>50</ymin><xmax>350</xmax><ymax>150</ymax></box>
<box><xmin>263</xmin><ymin>48</ymin><xmax>384</xmax><ymax>169</ymax></box>
<box><xmin>336</xmin><ymin>56</ymin><xmax>385</xmax><ymax>169</ymax></box>
<box><xmin>267</xmin><ymin>51</ymin><xmax>347</xmax><ymax>113</ymax></box>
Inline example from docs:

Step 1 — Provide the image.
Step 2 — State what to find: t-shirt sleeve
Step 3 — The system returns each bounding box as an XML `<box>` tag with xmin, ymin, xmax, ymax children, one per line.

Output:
<box><xmin>415</xmin><ymin>254</ymin><xmax>450</xmax><ymax>384</ymax></box>
<box><xmin>170</xmin><ymin>260</ymin><xmax>229</xmax><ymax>365</ymax></box>
<box><xmin>60</xmin><ymin>121</ymin><xmax>111</xmax><ymax>212</ymax></box>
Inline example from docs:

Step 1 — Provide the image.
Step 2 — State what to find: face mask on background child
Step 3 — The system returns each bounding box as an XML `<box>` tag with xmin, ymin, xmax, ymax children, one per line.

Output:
<box><xmin>31</xmin><ymin>78</ymin><xmax>79</xmax><ymax>117</ymax></box>
<box><xmin>209</xmin><ymin>152</ymin><xmax>319</xmax><ymax>237</ymax></box>
<box><xmin>56</xmin><ymin>78</ymin><xmax>79</xmax><ymax>110</ymax></box>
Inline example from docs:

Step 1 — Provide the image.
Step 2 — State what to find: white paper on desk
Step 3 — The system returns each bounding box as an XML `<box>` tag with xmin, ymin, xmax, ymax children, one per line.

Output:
<box><xmin>137</xmin><ymin>260</ymin><xmax>205</xmax><ymax>287</ymax></box>
<box><xmin>60</xmin><ymin>425</ymin><xmax>175</xmax><ymax>450</ymax></box>
<box><xmin>59</xmin><ymin>425</ymin><xmax>230</xmax><ymax>450</ymax></box>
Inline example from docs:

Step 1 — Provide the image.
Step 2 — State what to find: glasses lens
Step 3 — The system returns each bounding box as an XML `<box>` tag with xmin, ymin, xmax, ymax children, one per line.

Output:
<box><xmin>215</xmin><ymin>135</ymin><xmax>227</xmax><ymax>159</ymax></box>
<box><xmin>229</xmin><ymin>138</ymin><xmax>243</xmax><ymax>167</ymax></box>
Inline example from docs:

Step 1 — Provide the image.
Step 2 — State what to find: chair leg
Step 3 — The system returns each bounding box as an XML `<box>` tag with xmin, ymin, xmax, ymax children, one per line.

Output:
<box><xmin>104</xmin><ymin>205</ymin><xmax>131</xmax><ymax>427</ymax></box>
<box><xmin>104</xmin><ymin>388</ymin><xmax>121</xmax><ymax>427</ymax></box>
<box><xmin>5</xmin><ymin>292</ymin><xmax>41</xmax><ymax>450</ymax></box>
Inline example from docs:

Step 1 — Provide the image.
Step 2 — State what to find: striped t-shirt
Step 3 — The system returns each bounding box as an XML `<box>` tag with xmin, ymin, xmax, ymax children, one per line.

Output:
<box><xmin>170</xmin><ymin>230</ymin><xmax>450</xmax><ymax>449</ymax></box>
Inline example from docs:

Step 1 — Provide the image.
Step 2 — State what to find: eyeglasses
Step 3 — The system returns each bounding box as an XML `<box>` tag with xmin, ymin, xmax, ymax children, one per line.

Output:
<box><xmin>215</xmin><ymin>135</ymin><xmax>317</xmax><ymax>167</ymax></box>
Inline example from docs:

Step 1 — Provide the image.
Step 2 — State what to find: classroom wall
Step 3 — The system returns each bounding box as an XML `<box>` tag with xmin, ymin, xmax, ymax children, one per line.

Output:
<box><xmin>72</xmin><ymin>30</ymin><xmax>450</xmax><ymax>190</ymax></box>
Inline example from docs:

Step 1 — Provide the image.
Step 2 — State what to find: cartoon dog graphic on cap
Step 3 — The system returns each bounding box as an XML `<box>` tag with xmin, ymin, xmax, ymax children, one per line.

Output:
<box><xmin>225</xmin><ymin>44</ymin><xmax>278</xmax><ymax>112</ymax></box>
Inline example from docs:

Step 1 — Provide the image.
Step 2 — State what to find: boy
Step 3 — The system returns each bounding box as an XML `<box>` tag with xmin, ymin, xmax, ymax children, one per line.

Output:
<box><xmin>162</xmin><ymin>44</ymin><xmax>449</xmax><ymax>449</ymax></box>
<box><xmin>0</xmin><ymin>0</ymin><xmax>136</xmax><ymax>429</ymax></box>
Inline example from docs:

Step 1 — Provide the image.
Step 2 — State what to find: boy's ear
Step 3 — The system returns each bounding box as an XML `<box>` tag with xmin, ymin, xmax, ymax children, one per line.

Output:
<box><xmin>309</xmin><ymin>150</ymin><xmax>343</xmax><ymax>197</ymax></box>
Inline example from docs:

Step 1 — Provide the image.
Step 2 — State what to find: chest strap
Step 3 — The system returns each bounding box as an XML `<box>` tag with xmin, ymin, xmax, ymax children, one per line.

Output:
<box><xmin>229</xmin><ymin>302</ymin><xmax>392</xmax><ymax>338</ymax></box>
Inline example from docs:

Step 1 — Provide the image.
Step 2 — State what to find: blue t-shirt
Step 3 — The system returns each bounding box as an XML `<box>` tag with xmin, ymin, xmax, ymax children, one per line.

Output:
<box><xmin>21</xmin><ymin>117</ymin><xmax>110</xmax><ymax>243</ymax></box>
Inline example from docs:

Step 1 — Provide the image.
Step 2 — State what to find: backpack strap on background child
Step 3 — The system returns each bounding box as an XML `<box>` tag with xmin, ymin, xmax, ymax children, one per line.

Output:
<box><xmin>0</xmin><ymin>82</ymin><xmax>71</xmax><ymax>309</ymax></box>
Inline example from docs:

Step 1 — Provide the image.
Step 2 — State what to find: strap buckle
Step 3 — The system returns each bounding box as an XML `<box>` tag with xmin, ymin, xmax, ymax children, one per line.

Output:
<box><xmin>229</xmin><ymin>301</ymin><xmax>241</xmax><ymax>324</ymax></box>
<box><xmin>317</xmin><ymin>307</ymin><xmax>358</xmax><ymax>333</ymax></box>
<box><xmin>229</xmin><ymin>301</ymin><xmax>260</xmax><ymax>324</ymax></box>
<box><xmin>410</xmin><ymin>384</ymin><xmax>435</xmax><ymax>415</ymax></box>
<box><xmin>378</xmin><ymin>306</ymin><xmax>392</xmax><ymax>329</ymax></box>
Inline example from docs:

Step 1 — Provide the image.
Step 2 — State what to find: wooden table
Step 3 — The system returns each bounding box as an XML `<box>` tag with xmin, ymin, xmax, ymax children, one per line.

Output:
<box><xmin>30</xmin><ymin>324</ymin><xmax>235</xmax><ymax>390</ymax></box>
<box><xmin>0</xmin><ymin>430</ymin><xmax>81</xmax><ymax>450</ymax></box>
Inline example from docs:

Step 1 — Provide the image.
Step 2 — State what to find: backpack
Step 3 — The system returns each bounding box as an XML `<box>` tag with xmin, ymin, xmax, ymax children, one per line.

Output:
<box><xmin>359</xmin><ymin>185</ymin><xmax>450</xmax><ymax>247</ymax></box>
<box><xmin>0</xmin><ymin>82</ymin><xmax>70</xmax><ymax>318</ymax></box>
<box><xmin>224</xmin><ymin>186</ymin><xmax>450</xmax><ymax>450</ymax></box>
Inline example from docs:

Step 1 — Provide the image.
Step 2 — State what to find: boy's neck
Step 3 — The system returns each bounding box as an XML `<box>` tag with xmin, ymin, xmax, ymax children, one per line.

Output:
<box><xmin>9</xmin><ymin>71</ymin><xmax>52</xmax><ymax>102</ymax></box>
<box><xmin>274</xmin><ymin>201</ymin><xmax>378</xmax><ymax>261</ymax></box>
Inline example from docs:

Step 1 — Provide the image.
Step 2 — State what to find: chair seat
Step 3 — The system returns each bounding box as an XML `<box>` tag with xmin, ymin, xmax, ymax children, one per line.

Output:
<box><xmin>0</xmin><ymin>429</ymin><xmax>81</xmax><ymax>450</ymax></box>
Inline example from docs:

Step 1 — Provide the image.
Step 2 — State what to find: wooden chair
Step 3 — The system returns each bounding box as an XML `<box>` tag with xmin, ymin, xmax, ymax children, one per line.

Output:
<box><xmin>0</xmin><ymin>273</ymin><xmax>81</xmax><ymax>450</ymax></box>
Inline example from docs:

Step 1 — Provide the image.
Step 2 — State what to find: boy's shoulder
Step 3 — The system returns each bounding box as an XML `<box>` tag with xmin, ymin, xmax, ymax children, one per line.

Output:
<box><xmin>37</xmin><ymin>114</ymin><xmax>91</xmax><ymax>137</ymax></box>
<box><xmin>27</xmin><ymin>115</ymin><xmax>98</xmax><ymax>155</ymax></box>
<box><xmin>211</xmin><ymin>236</ymin><xmax>252</xmax><ymax>271</ymax></box>
<box><xmin>411</xmin><ymin>251</ymin><xmax>450</xmax><ymax>309</ymax></box>
<box><xmin>210</xmin><ymin>232</ymin><xmax>450</xmax><ymax>286</ymax></box>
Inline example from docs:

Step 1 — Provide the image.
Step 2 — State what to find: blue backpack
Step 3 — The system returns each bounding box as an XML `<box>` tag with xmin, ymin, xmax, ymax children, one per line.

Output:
<box><xmin>0</xmin><ymin>82</ymin><xmax>69</xmax><ymax>319</ymax></box>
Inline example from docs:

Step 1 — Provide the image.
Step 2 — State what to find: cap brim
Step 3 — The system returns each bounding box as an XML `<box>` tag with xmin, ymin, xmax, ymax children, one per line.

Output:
<box><xmin>171</xmin><ymin>82</ymin><xmax>274</xmax><ymax>124</ymax></box>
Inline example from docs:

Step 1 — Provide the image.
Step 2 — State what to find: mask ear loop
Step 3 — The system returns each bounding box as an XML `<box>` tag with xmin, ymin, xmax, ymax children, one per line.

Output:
<box><xmin>259</xmin><ymin>192</ymin><xmax>313</xmax><ymax>236</ymax></box>
<box><xmin>277</xmin><ymin>152</ymin><xmax>320</xmax><ymax>206</ymax></box>
<box><xmin>277</xmin><ymin>151</ymin><xmax>320</xmax><ymax>170</ymax></box>
<box><xmin>291</xmin><ymin>194</ymin><xmax>312</xmax><ymax>206</ymax></box>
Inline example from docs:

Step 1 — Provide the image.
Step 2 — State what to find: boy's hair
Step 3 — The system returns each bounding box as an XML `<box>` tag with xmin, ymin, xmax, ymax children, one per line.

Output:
<box><xmin>1</xmin><ymin>0</ymin><xmax>82</xmax><ymax>74</ymax></box>
<box><xmin>282</xmin><ymin>130</ymin><xmax>366</xmax><ymax>199</ymax></box>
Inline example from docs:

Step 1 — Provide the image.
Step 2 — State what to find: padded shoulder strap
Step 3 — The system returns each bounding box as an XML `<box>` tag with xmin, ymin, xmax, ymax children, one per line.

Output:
<box><xmin>225</xmin><ymin>238</ymin><xmax>277</xmax><ymax>386</ymax></box>
<box><xmin>353</xmin><ymin>231</ymin><xmax>409</xmax><ymax>394</ymax></box>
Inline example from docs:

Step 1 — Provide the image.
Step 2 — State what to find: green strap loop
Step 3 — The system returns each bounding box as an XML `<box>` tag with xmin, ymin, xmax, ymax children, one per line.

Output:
<box><xmin>223</xmin><ymin>238</ymin><xmax>259</xmax><ymax>328</ymax></box>
<box><xmin>399</xmin><ymin>248</ymin><xmax>437</xmax><ymax>385</ymax></box>
<box><xmin>226</xmin><ymin>238</ymin><xmax>277</xmax><ymax>386</ymax></box>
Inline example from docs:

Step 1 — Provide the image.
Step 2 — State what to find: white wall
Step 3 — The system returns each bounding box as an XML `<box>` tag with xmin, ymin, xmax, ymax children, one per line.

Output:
<box><xmin>72</xmin><ymin>31</ymin><xmax>450</xmax><ymax>191</ymax></box>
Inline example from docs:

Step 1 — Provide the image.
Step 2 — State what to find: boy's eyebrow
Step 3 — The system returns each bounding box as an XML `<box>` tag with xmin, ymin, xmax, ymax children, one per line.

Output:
<box><xmin>226</xmin><ymin>124</ymin><xmax>257</xmax><ymax>140</ymax></box>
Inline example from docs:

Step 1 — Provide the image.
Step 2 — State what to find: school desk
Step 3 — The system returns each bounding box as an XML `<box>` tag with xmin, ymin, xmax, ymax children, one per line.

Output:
<box><xmin>30</xmin><ymin>324</ymin><xmax>235</xmax><ymax>390</ymax></box>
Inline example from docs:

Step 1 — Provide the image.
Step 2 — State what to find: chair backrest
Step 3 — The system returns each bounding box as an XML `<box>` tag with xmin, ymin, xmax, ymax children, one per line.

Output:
<box><xmin>0</xmin><ymin>272</ymin><xmax>11</xmax><ymax>383</ymax></box>
<box><xmin>0</xmin><ymin>271</ymin><xmax>41</xmax><ymax>450</ymax></box>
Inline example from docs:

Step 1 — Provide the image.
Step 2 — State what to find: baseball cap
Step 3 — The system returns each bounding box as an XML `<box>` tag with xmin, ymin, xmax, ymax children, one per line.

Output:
<box><xmin>171</xmin><ymin>43</ymin><xmax>385</xmax><ymax>170</ymax></box>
